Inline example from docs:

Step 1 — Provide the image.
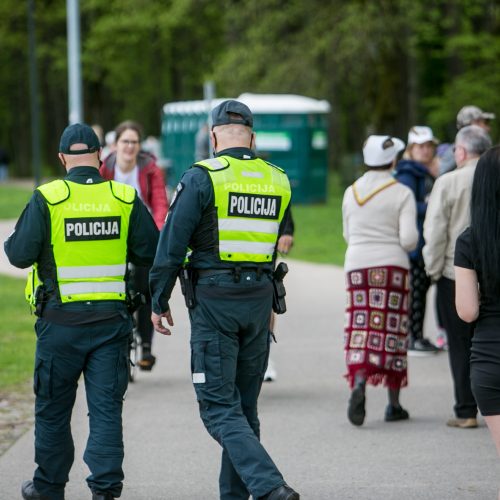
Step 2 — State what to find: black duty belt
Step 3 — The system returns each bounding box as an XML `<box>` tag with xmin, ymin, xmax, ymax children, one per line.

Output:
<box><xmin>196</xmin><ymin>268</ymin><xmax>270</xmax><ymax>278</ymax></box>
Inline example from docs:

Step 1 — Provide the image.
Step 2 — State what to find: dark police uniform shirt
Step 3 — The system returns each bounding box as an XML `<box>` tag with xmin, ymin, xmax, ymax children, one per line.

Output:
<box><xmin>4</xmin><ymin>166</ymin><xmax>159</xmax><ymax>325</ymax></box>
<box><xmin>150</xmin><ymin>147</ymin><xmax>292</xmax><ymax>315</ymax></box>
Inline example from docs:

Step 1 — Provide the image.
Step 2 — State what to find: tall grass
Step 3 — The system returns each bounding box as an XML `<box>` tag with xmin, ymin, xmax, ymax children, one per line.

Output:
<box><xmin>0</xmin><ymin>184</ymin><xmax>33</xmax><ymax>219</ymax></box>
<box><xmin>0</xmin><ymin>275</ymin><xmax>36</xmax><ymax>391</ymax></box>
<box><xmin>288</xmin><ymin>172</ymin><xmax>346</xmax><ymax>266</ymax></box>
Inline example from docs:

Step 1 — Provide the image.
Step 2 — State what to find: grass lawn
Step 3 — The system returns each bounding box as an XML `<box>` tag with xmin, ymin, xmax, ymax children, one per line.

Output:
<box><xmin>288</xmin><ymin>172</ymin><xmax>346</xmax><ymax>266</ymax></box>
<box><xmin>0</xmin><ymin>275</ymin><xmax>36</xmax><ymax>391</ymax></box>
<box><xmin>0</xmin><ymin>184</ymin><xmax>32</xmax><ymax>219</ymax></box>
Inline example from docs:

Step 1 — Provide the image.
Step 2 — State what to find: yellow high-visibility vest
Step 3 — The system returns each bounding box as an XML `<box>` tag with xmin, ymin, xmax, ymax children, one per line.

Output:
<box><xmin>196</xmin><ymin>155</ymin><xmax>291</xmax><ymax>263</ymax></box>
<box><xmin>35</xmin><ymin>179</ymin><xmax>135</xmax><ymax>303</ymax></box>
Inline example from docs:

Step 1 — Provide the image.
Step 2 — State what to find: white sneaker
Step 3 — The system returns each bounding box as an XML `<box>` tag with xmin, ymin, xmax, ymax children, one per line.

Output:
<box><xmin>435</xmin><ymin>329</ymin><xmax>448</xmax><ymax>351</ymax></box>
<box><xmin>264</xmin><ymin>359</ymin><xmax>277</xmax><ymax>382</ymax></box>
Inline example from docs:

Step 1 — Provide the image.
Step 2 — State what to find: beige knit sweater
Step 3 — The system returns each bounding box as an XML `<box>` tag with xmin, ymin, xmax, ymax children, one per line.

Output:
<box><xmin>342</xmin><ymin>170</ymin><xmax>418</xmax><ymax>272</ymax></box>
<box><xmin>423</xmin><ymin>158</ymin><xmax>478</xmax><ymax>281</ymax></box>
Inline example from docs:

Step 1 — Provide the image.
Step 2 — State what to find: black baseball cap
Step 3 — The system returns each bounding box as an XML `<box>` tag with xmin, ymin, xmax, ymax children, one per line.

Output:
<box><xmin>59</xmin><ymin>123</ymin><xmax>101</xmax><ymax>154</ymax></box>
<box><xmin>211</xmin><ymin>100</ymin><xmax>253</xmax><ymax>129</ymax></box>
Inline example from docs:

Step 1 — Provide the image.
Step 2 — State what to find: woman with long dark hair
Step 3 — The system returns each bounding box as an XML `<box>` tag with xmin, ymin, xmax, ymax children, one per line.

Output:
<box><xmin>455</xmin><ymin>146</ymin><xmax>500</xmax><ymax>498</ymax></box>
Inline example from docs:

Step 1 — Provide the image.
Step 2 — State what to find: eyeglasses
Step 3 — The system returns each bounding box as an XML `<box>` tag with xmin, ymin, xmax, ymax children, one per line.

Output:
<box><xmin>119</xmin><ymin>139</ymin><xmax>139</xmax><ymax>146</ymax></box>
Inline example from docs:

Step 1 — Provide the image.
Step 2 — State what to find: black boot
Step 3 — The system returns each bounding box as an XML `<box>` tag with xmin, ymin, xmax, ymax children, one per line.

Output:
<box><xmin>260</xmin><ymin>484</ymin><xmax>300</xmax><ymax>500</ymax></box>
<box><xmin>347</xmin><ymin>384</ymin><xmax>366</xmax><ymax>426</ymax></box>
<box><xmin>385</xmin><ymin>404</ymin><xmax>410</xmax><ymax>422</ymax></box>
<box><xmin>92</xmin><ymin>491</ymin><xmax>115</xmax><ymax>500</ymax></box>
<box><xmin>21</xmin><ymin>481</ymin><xmax>50</xmax><ymax>500</ymax></box>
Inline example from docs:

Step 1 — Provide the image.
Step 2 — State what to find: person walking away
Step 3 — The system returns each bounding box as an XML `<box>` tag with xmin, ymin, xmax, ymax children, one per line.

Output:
<box><xmin>4</xmin><ymin>123</ymin><xmax>159</xmax><ymax>500</ymax></box>
<box><xmin>438</xmin><ymin>105</ymin><xmax>495</xmax><ymax>176</ymax></box>
<box><xmin>100</xmin><ymin>120</ymin><xmax>168</xmax><ymax>371</ymax></box>
<box><xmin>423</xmin><ymin>125</ymin><xmax>492</xmax><ymax>428</ymax></box>
<box><xmin>265</xmin><ymin>208</ymin><xmax>295</xmax><ymax>382</ymax></box>
<box><xmin>394</xmin><ymin>126</ymin><xmax>440</xmax><ymax>355</ymax></box>
<box><xmin>194</xmin><ymin>122</ymin><xmax>210</xmax><ymax>162</ymax></box>
<box><xmin>101</xmin><ymin>130</ymin><xmax>116</xmax><ymax>161</ymax></box>
<box><xmin>343</xmin><ymin>135</ymin><xmax>418</xmax><ymax>426</ymax></box>
<box><xmin>0</xmin><ymin>146</ymin><xmax>9</xmax><ymax>182</ymax></box>
<box><xmin>150</xmin><ymin>100</ymin><xmax>299</xmax><ymax>500</ymax></box>
<box><xmin>455</xmin><ymin>146</ymin><xmax>500</xmax><ymax>500</ymax></box>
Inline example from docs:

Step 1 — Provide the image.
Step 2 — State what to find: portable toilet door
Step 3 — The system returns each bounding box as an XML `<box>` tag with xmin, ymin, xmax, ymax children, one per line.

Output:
<box><xmin>237</xmin><ymin>93</ymin><xmax>330</xmax><ymax>204</ymax></box>
<box><xmin>161</xmin><ymin>93</ymin><xmax>330</xmax><ymax>204</ymax></box>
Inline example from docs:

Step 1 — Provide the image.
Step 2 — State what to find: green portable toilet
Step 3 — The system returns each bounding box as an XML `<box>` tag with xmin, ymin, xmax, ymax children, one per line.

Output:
<box><xmin>161</xmin><ymin>93</ymin><xmax>330</xmax><ymax>203</ymax></box>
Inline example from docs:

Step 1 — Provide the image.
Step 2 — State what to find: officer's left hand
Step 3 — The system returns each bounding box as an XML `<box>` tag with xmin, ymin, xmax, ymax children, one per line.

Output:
<box><xmin>151</xmin><ymin>310</ymin><xmax>174</xmax><ymax>335</ymax></box>
<box><xmin>277</xmin><ymin>235</ymin><xmax>293</xmax><ymax>255</ymax></box>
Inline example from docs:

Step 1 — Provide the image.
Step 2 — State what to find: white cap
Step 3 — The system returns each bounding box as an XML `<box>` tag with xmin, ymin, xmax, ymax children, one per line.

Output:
<box><xmin>363</xmin><ymin>135</ymin><xmax>405</xmax><ymax>167</ymax></box>
<box><xmin>408</xmin><ymin>126</ymin><xmax>438</xmax><ymax>145</ymax></box>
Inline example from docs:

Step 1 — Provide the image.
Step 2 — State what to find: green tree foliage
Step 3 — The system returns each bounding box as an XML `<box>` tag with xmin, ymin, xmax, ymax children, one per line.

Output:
<box><xmin>0</xmin><ymin>0</ymin><xmax>498</xmax><ymax>175</ymax></box>
<box><xmin>214</xmin><ymin>0</ymin><xmax>499</xmax><ymax>159</ymax></box>
<box><xmin>2</xmin><ymin>0</ymin><xmax>222</xmax><ymax>175</ymax></box>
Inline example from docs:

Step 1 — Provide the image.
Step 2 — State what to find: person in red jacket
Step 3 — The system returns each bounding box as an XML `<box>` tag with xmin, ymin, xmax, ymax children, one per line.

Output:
<box><xmin>101</xmin><ymin>120</ymin><xmax>168</xmax><ymax>370</ymax></box>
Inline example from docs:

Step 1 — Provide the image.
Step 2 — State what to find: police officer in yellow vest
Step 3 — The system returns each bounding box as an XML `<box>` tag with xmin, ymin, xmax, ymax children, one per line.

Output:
<box><xmin>4</xmin><ymin>124</ymin><xmax>158</xmax><ymax>500</ymax></box>
<box><xmin>150</xmin><ymin>100</ymin><xmax>300</xmax><ymax>500</ymax></box>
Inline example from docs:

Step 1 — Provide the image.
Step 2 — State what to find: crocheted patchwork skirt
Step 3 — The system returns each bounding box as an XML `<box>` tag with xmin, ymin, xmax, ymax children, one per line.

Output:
<box><xmin>344</xmin><ymin>266</ymin><xmax>409</xmax><ymax>389</ymax></box>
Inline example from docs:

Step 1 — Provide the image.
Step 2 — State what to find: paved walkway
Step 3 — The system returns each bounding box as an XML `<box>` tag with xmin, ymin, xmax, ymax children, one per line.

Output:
<box><xmin>0</xmin><ymin>219</ymin><xmax>498</xmax><ymax>499</ymax></box>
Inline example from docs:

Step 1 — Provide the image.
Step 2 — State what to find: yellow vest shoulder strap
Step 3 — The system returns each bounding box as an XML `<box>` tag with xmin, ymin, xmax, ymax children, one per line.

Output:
<box><xmin>264</xmin><ymin>160</ymin><xmax>286</xmax><ymax>174</ymax></box>
<box><xmin>37</xmin><ymin>180</ymin><xmax>70</xmax><ymax>205</ymax></box>
<box><xmin>110</xmin><ymin>181</ymin><xmax>136</xmax><ymax>204</ymax></box>
<box><xmin>195</xmin><ymin>157</ymin><xmax>230</xmax><ymax>171</ymax></box>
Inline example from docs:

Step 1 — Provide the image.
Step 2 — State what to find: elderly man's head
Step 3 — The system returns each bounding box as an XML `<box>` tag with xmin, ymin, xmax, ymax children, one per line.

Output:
<box><xmin>456</xmin><ymin>105</ymin><xmax>495</xmax><ymax>132</ymax></box>
<box><xmin>454</xmin><ymin>125</ymin><xmax>492</xmax><ymax>168</ymax></box>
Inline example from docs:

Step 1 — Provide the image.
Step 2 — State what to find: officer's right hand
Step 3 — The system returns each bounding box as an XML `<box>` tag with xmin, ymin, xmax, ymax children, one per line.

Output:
<box><xmin>277</xmin><ymin>234</ymin><xmax>293</xmax><ymax>255</ymax></box>
<box><xmin>152</xmin><ymin>310</ymin><xmax>174</xmax><ymax>335</ymax></box>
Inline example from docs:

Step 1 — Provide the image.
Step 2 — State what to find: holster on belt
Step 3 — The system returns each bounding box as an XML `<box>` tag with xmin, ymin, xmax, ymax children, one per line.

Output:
<box><xmin>178</xmin><ymin>266</ymin><xmax>197</xmax><ymax>309</ymax></box>
<box><xmin>272</xmin><ymin>262</ymin><xmax>288</xmax><ymax>314</ymax></box>
<box><xmin>126</xmin><ymin>291</ymin><xmax>146</xmax><ymax>314</ymax></box>
<box><xmin>34</xmin><ymin>286</ymin><xmax>48</xmax><ymax>317</ymax></box>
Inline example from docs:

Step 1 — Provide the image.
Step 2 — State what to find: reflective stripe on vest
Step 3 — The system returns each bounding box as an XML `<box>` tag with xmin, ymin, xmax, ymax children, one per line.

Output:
<box><xmin>37</xmin><ymin>179</ymin><xmax>135</xmax><ymax>303</ymax></box>
<box><xmin>59</xmin><ymin>281</ymin><xmax>126</xmax><ymax>296</ymax></box>
<box><xmin>219</xmin><ymin>241</ymin><xmax>277</xmax><ymax>255</ymax></box>
<box><xmin>196</xmin><ymin>156</ymin><xmax>291</xmax><ymax>263</ymax></box>
<box><xmin>218</xmin><ymin>219</ymin><xmax>280</xmax><ymax>233</ymax></box>
<box><xmin>57</xmin><ymin>264</ymin><xmax>127</xmax><ymax>279</ymax></box>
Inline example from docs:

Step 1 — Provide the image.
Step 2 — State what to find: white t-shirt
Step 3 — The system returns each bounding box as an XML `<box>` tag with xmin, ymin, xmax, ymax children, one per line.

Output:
<box><xmin>114</xmin><ymin>165</ymin><xmax>142</xmax><ymax>201</ymax></box>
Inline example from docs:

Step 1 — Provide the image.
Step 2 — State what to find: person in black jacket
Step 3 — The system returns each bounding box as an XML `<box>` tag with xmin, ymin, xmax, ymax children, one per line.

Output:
<box><xmin>395</xmin><ymin>126</ymin><xmax>440</xmax><ymax>355</ymax></box>
<box><xmin>5</xmin><ymin>123</ymin><xmax>158</xmax><ymax>500</ymax></box>
<box><xmin>265</xmin><ymin>209</ymin><xmax>294</xmax><ymax>381</ymax></box>
<box><xmin>150</xmin><ymin>100</ymin><xmax>299</xmax><ymax>500</ymax></box>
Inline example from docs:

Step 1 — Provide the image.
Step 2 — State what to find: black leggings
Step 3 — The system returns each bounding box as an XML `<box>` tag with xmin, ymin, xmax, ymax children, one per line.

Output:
<box><xmin>408</xmin><ymin>258</ymin><xmax>431</xmax><ymax>341</ymax></box>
